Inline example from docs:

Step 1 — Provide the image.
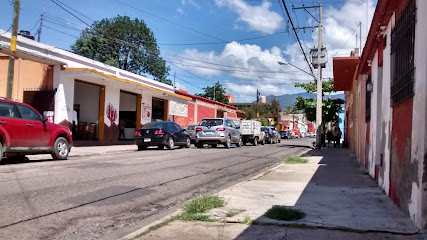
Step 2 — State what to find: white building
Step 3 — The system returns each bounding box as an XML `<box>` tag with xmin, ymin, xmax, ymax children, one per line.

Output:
<box><xmin>0</xmin><ymin>31</ymin><xmax>190</xmax><ymax>143</ymax></box>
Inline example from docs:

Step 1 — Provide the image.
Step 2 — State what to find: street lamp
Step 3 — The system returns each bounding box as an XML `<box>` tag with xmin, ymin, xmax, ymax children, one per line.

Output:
<box><xmin>277</xmin><ymin>61</ymin><xmax>315</xmax><ymax>78</ymax></box>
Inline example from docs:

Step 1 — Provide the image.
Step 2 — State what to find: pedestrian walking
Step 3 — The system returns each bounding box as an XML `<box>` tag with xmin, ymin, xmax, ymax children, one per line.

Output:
<box><xmin>332</xmin><ymin>123</ymin><xmax>341</xmax><ymax>148</ymax></box>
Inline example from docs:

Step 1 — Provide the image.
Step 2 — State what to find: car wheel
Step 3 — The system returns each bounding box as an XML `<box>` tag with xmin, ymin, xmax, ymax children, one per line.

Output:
<box><xmin>224</xmin><ymin>136</ymin><xmax>231</xmax><ymax>149</ymax></box>
<box><xmin>166</xmin><ymin>137</ymin><xmax>175</xmax><ymax>150</ymax></box>
<box><xmin>210</xmin><ymin>144</ymin><xmax>217</xmax><ymax>148</ymax></box>
<box><xmin>253</xmin><ymin>138</ymin><xmax>258</xmax><ymax>146</ymax></box>
<box><xmin>261</xmin><ymin>138</ymin><xmax>265</xmax><ymax>145</ymax></box>
<box><xmin>278</xmin><ymin>138</ymin><xmax>281</xmax><ymax>143</ymax></box>
<box><xmin>185</xmin><ymin>137</ymin><xmax>191</xmax><ymax>148</ymax></box>
<box><xmin>158</xmin><ymin>145</ymin><xmax>164</xmax><ymax>150</ymax></box>
<box><xmin>51</xmin><ymin>137</ymin><xmax>69</xmax><ymax>160</ymax></box>
<box><xmin>237</xmin><ymin>136</ymin><xmax>243</xmax><ymax>147</ymax></box>
<box><xmin>137</xmin><ymin>145</ymin><xmax>147</xmax><ymax>151</ymax></box>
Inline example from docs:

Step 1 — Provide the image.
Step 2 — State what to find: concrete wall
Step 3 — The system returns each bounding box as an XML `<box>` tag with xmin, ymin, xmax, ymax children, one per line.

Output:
<box><xmin>411</xmin><ymin>0</ymin><xmax>427</xmax><ymax>228</ymax></box>
<box><xmin>0</xmin><ymin>56</ymin><xmax>53</xmax><ymax>102</ymax></box>
<box><xmin>174</xmin><ymin>102</ymin><xmax>195</xmax><ymax>127</ymax></box>
<box><xmin>377</xmin><ymin>19</ymin><xmax>393</xmax><ymax>196</ymax></box>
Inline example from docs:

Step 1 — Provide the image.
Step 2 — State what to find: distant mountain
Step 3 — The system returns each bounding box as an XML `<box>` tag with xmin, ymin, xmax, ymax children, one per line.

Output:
<box><xmin>265</xmin><ymin>92</ymin><xmax>345</xmax><ymax>109</ymax></box>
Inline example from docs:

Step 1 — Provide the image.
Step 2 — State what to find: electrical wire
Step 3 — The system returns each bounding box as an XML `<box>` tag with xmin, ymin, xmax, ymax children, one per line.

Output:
<box><xmin>279</xmin><ymin>0</ymin><xmax>315</xmax><ymax>77</ymax></box>
<box><xmin>43</xmin><ymin>25</ymin><xmax>79</xmax><ymax>38</ymax></box>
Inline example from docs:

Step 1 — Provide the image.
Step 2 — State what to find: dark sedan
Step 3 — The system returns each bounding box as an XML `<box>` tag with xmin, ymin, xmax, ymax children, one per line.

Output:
<box><xmin>279</xmin><ymin>130</ymin><xmax>291</xmax><ymax>139</ymax></box>
<box><xmin>135</xmin><ymin>121</ymin><xmax>191</xmax><ymax>150</ymax></box>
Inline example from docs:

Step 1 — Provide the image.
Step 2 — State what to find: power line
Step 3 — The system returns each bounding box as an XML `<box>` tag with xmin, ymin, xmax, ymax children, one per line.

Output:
<box><xmin>175</xmin><ymin>76</ymin><xmax>204</xmax><ymax>89</ymax></box>
<box><xmin>158</xmin><ymin>31</ymin><xmax>286</xmax><ymax>46</ymax></box>
<box><xmin>43</xmin><ymin>25</ymin><xmax>79</xmax><ymax>38</ymax></box>
<box><xmin>279</xmin><ymin>0</ymin><xmax>315</xmax><ymax>77</ymax></box>
<box><xmin>52</xmin><ymin>0</ymin><xmax>94</xmax><ymax>22</ymax></box>
<box><xmin>49</xmin><ymin>0</ymin><xmax>91</xmax><ymax>27</ymax></box>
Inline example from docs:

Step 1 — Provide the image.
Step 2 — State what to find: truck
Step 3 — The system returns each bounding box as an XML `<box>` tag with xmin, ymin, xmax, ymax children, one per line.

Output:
<box><xmin>238</xmin><ymin>120</ymin><xmax>265</xmax><ymax>146</ymax></box>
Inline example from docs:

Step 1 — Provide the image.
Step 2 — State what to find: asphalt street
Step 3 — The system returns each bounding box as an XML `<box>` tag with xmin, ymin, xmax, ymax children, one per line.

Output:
<box><xmin>0</xmin><ymin>138</ymin><xmax>312</xmax><ymax>240</ymax></box>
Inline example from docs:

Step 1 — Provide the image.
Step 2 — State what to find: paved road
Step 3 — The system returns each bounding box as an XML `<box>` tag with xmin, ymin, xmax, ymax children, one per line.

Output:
<box><xmin>0</xmin><ymin>138</ymin><xmax>312</xmax><ymax>240</ymax></box>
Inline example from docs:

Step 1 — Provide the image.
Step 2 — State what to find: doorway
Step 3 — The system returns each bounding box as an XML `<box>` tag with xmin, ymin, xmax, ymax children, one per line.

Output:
<box><xmin>152</xmin><ymin>98</ymin><xmax>168</xmax><ymax>121</ymax></box>
<box><xmin>73</xmin><ymin>80</ymin><xmax>101</xmax><ymax>141</ymax></box>
<box><xmin>119</xmin><ymin>91</ymin><xmax>137</xmax><ymax>140</ymax></box>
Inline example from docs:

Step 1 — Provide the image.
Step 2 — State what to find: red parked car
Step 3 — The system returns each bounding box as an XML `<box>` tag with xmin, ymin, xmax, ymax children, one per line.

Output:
<box><xmin>0</xmin><ymin>98</ymin><xmax>72</xmax><ymax>161</ymax></box>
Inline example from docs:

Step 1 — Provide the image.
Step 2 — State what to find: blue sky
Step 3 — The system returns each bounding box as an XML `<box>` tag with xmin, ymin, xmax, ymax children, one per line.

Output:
<box><xmin>0</xmin><ymin>0</ymin><xmax>376</xmax><ymax>102</ymax></box>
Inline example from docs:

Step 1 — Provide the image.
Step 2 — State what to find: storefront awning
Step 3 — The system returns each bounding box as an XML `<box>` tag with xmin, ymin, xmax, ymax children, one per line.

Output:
<box><xmin>332</xmin><ymin>57</ymin><xmax>359</xmax><ymax>91</ymax></box>
<box><xmin>62</xmin><ymin>68</ymin><xmax>191</xmax><ymax>101</ymax></box>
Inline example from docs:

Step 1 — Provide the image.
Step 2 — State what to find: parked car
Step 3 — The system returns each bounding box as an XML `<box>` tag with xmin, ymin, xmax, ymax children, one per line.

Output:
<box><xmin>184</xmin><ymin>125</ymin><xmax>197</xmax><ymax>143</ymax></box>
<box><xmin>279</xmin><ymin>130</ymin><xmax>291</xmax><ymax>139</ymax></box>
<box><xmin>135</xmin><ymin>121</ymin><xmax>191</xmax><ymax>150</ymax></box>
<box><xmin>239</xmin><ymin>120</ymin><xmax>265</xmax><ymax>146</ymax></box>
<box><xmin>0</xmin><ymin>99</ymin><xmax>73</xmax><ymax>160</ymax></box>
<box><xmin>195</xmin><ymin>118</ymin><xmax>242</xmax><ymax>149</ymax></box>
<box><xmin>261</xmin><ymin>127</ymin><xmax>279</xmax><ymax>144</ymax></box>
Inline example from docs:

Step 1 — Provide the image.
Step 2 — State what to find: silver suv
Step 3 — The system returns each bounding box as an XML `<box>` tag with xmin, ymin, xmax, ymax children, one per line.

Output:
<box><xmin>195</xmin><ymin>118</ymin><xmax>242</xmax><ymax>149</ymax></box>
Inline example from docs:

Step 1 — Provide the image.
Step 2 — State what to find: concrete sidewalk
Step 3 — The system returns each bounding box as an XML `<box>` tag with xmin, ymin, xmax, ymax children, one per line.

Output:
<box><xmin>27</xmin><ymin>144</ymin><xmax>137</xmax><ymax>160</ymax></box>
<box><xmin>128</xmin><ymin>148</ymin><xmax>421</xmax><ymax>240</ymax></box>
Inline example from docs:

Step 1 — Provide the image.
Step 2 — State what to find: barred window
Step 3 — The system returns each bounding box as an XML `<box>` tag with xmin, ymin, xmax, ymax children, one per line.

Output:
<box><xmin>390</xmin><ymin>0</ymin><xmax>416</xmax><ymax>107</ymax></box>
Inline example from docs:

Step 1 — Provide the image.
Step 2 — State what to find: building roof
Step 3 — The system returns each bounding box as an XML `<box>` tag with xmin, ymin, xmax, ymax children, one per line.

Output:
<box><xmin>358</xmin><ymin>0</ymin><xmax>406</xmax><ymax>75</ymax></box>
<box><xmin>175</xmin><ymin>90</ymin><xmax>239</xmax><ymax>110</ymax></box>
<box><xmin>0</xmin><ymin>30</ymin><xmax>182</xmax><ymax>97</ymax></box>
<box><xmin>333</xmin><ymin>57</ymin><xmax>359</xmax><ymax>91</ymax></box>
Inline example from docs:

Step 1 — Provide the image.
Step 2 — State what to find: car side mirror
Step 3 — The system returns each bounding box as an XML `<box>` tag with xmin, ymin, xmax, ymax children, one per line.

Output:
<box><xmin>236</xmin><ymin>126</ymin><xmax>240</xmax><ymax>129</ymax></box>
<box><xmin>182</xmin><ymin>129</ymin><xmax>186</xmax><ymax>132</ymax></box>
<box><xmin>42</xmin><ymin>115</ymin><xmax>48</xmax><ymax>122</ymax></box>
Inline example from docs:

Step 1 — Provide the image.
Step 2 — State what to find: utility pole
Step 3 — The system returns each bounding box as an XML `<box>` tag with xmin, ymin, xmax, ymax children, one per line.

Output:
<box><xmin>6</xmin><ymin>0</ymin><xmax>21</xmax><ymax>100</ymax></box>
<box><xmin>37</xmin><ymin>9</ymin><xmax>44</xmax><ymax>42</ymax></box>
<box><xmin>293</xmin><ymin>3</ymin><xmax>323</xmax><ymax>148</ymax></box>
<box><xmin>315</xmin><ymin>4</ymin><xmax>323</xmax><ymax>149</ymax></box>
<box><xmin>173</xmin><ymin>72</ymin><xmax>176</xmax><ymax>90</ymax></box>
<box><xmin>359</xmin><ymin>21</ymin><xmax>362</xmax><ymax>54</ymax></box>
<box><xmin>256</xmin><ymin>89</ymin><xmax>260</xmax><ymax>121</ymax></box>
<box><xmin>213</xmin><ymin>82</ymin><xmax>216</xmax><ymax>102</ymax></box>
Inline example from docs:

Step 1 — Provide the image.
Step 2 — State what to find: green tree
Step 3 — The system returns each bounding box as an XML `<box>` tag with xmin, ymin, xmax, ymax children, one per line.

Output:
<box><xmin>71</xmin><ymin>15</ymin><xmax>171</xmax><ymax>84</ymax></box>
<box><xmin>197</xmin><ymin>82</ymin><xmax>229</xmax><ymax>104</ymax></box>
<box><xmin>294</xmin><ymin>78</ymin><xmax>344</xmax><ymax>123</ymax></box>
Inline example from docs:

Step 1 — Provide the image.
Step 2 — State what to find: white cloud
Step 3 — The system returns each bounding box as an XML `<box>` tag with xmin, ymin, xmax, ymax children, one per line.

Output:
<box><xmin>175</xmin><ymin>0</ymin><xmax>376</xmax><ymax>100</ymax></box>
<box><xmin>181</xmin><ymin>0</ymin><xmax>199</xmax><ymax>8</ymax></box>
<box><xmin>176</xmin><ymin>8</ymin><xmax>184</xmax><ymax>14</ymax></box>
<box><xmin>177</xmin><ymin>41</ymin><xmax>313</xmax><ymax>98</ymax></box>
<box><xmin>214</xmin><ymin>0</ymin><xmax>283</xmax><ymax>34</ymax></box>
<box><xmin>174</xmin><ymin>81</ymin><xmax>187</xmax><ymax>91</ymax></box>
<box><xmin>321</xmin><ymin>0</ymin><xmax>375</xmax><ymax>58</ymax></box>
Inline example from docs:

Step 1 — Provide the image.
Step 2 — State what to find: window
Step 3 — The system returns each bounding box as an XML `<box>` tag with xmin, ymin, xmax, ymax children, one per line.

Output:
<box><xmin>225</xmin><ymin>120</ymin><xmax>233</xmax><ymax>127</ymax></box>
<box><xmin>390</xmin><ymin>0</ymin><xmax>416</xmax><ymax>106</ymax></box>
<box><xmin>366</xmin><ymin>76</ymin><xmax>372</xmax><ymax>122</ymax></box>
<box><xmin>199</xmin><ymin>119</ymin><xmax>223</xmax><ymax>126</ymax></box>
<box><xmin>0</xmin><ymin>102</ymin><xmax>21</xmax><ymax>118</ymax></box>
<box><xmin>173</xmin><ymin>123</ymin><xmax>182</xmax><ymax>132</ymax></box>
<box><xmin>16</xmin><ymin>105</ymin><xmax>41</xmax><ymax>121</ymax></box>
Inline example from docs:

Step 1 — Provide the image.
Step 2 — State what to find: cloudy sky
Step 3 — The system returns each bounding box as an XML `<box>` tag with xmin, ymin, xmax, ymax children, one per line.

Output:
<box><xmin>0</xmin><ymin>0</ymin><xmax>375</xmax><ymax>102</ymax></box>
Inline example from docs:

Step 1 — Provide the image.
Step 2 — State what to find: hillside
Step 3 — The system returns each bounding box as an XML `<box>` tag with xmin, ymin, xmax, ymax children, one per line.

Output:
<box><xmin>265</xmin><ymin>92</ymin><xmax>345</xmax><ymax>109</ymax></box>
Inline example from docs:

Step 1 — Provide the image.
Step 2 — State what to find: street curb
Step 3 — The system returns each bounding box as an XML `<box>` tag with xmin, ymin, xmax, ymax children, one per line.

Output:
<box><xmin>118</xmin><ymin>210</ymin><xmax>182</xmax><ymax>240</ymax></box>
<box><xmin>118</xmin><ymin>147</ymin><xmax>311</xmax><ymax>239</ymax></box>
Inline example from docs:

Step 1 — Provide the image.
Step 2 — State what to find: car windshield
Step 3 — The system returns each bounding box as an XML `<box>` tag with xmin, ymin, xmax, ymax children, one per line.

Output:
<box><xmin>142</xmin><ymin>122</ymin><xmax>168</xmax><ymax>129</ymax></box>
<box><xmin>261</xmin><ymin>127</ymin><xmax>269</xmax><ymax>132</ymax></box>
<box><xmin>199</xmin><ymin>119</ymin><xmax>223</xmax><ymax>126</ymax></box>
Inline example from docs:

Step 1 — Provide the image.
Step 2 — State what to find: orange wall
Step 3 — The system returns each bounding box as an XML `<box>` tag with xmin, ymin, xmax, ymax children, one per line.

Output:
<box><xmin>0</xmin><ymin>56</ymin><xmax>53</xmax><ymax>101</ymax></box>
